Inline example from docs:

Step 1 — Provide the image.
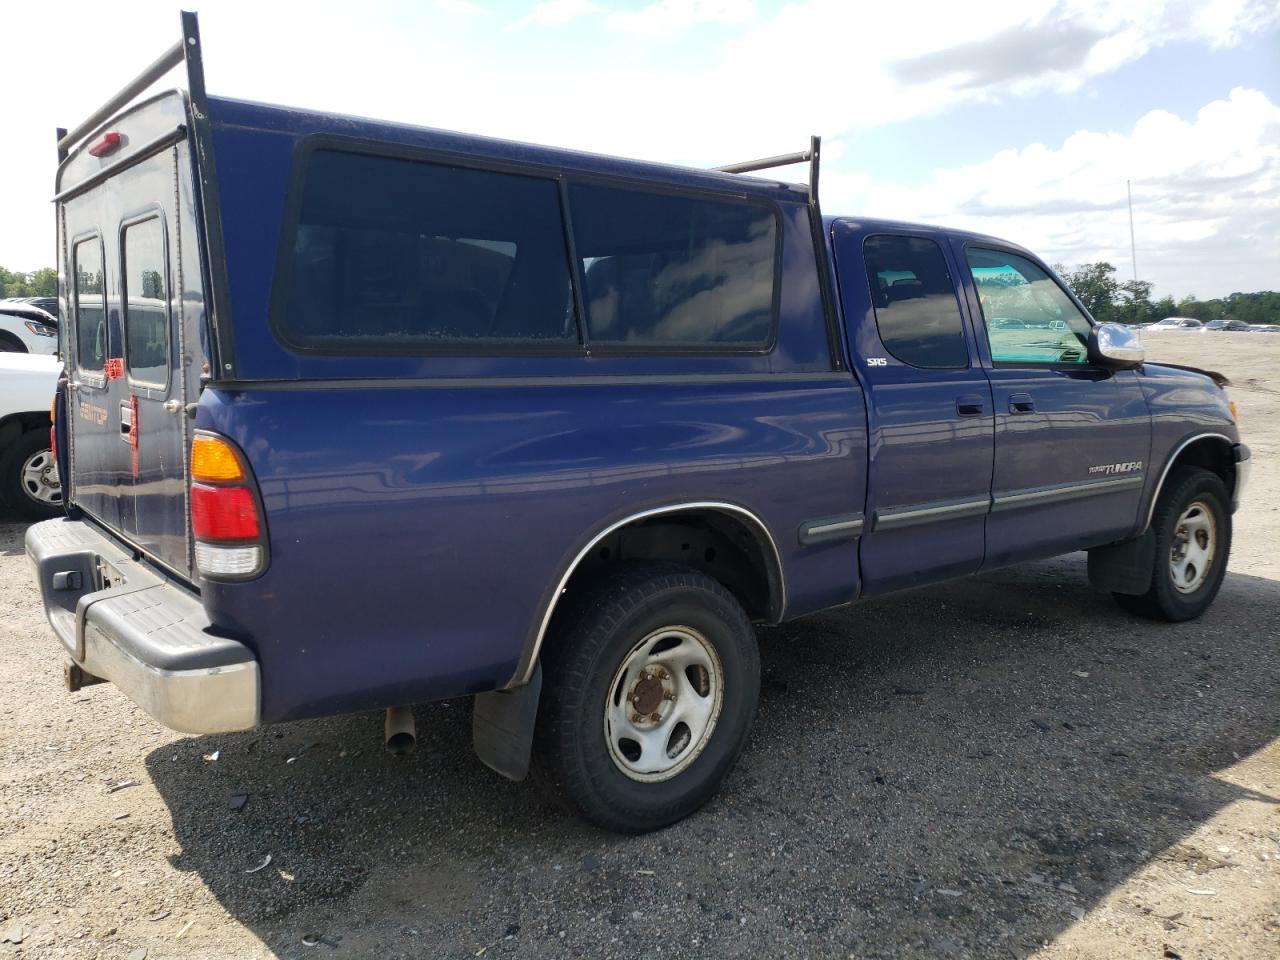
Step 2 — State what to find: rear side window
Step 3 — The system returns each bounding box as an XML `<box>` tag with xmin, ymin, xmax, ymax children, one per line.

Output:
<box><xmin>278</xmin><ymin>150</ymin><xmax>576</xmax><ymax>351</ymax></box>
<box><xmin>862</xmin><ymin>235</ymin><xmax>968</xmax><ymax>368</ymax></box>
<box><xmin>72</xmin><ymin>236</ymin><xmax>107</xmax><ymax>373</ymax></box>
<box><xmin>122</xmin><ymin>216</ymin><xmax>169</xmax><ymax>386</ymax></box>
<box><xmin>570</xmin><ymin>184</ymin><xmax>778</xmax><ymax>350</ymax></box>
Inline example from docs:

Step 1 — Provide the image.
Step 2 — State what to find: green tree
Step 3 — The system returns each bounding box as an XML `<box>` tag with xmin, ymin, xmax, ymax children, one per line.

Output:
<box><xmin>1057</xmin><ymin>262</ymin><xmax>1119</xmax><ymax>320</ymax></box>
<box><xmin>0</xmin><ymin>265</ymin><xmax>57</xmax><ymax>299</ymax></box>
<box><xmin>1115</xmin><ymin>279</ymin><xmax>1155</xmax><ymax>325</ymax></box>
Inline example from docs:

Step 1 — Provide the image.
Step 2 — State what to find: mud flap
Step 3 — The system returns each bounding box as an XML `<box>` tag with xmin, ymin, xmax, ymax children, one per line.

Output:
<box><xmin>1087</xmin><ymin>530</ymin><xmax>1155</xmax><ymax>595</ymax></box>
<box><xmin>473</xmin><ymin>663</ymin><xmax>542</xmax><ymax>781</ymax></box>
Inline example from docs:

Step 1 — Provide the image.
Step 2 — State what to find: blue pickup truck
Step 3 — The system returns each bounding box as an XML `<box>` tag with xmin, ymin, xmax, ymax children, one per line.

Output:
<box><xmin>28</xmin><ymin>15</ymin><xmax>1250</xmax><ymax>832</ymax></box>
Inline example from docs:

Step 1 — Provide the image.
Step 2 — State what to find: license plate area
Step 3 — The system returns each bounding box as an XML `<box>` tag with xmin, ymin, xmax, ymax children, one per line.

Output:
<box><xmin>98</xmin><ymin>558</ymin><xmax>126</xmax><ymax>590</ymax></box>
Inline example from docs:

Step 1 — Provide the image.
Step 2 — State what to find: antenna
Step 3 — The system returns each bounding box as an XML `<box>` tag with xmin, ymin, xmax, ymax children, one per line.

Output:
<box><xmin>1127</xmin><ymin>179</ymin><xmax>1138</xmax><ymax>283</ymax></box>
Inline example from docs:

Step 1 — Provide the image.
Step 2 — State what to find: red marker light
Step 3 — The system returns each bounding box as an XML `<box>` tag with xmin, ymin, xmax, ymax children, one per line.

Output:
<box><xmin>88</xmin><ymin>132</ymin><xmax>122</xmax><ymax>158</ymax></box>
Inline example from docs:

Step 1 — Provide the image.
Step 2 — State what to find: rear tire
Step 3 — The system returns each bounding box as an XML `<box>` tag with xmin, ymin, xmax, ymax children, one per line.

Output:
<box><xmin>0</xmin><ymin>429</ymin><xmax>63</xmax><ymax>519</ymax></box>
<box><xmin>1114</xmin><ymin>467</ymin><xmax>1230</xmax><ymax>622</ymax></box>
<box><xmin>532</xmin><ymin>562</ymin><xmax>760</xmax><ymax>833</ymax></box>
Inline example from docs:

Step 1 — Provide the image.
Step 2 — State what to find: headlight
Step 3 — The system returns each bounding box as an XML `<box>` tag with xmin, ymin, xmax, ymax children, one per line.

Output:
<box><xmin>23</xmin><ymin>321</ymin><xmax>56</xmax><ymax>337</ymax></box>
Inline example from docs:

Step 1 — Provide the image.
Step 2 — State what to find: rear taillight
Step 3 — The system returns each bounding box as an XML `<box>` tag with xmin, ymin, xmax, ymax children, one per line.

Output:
<box><xmin>190</xmin><ymin>432</ymin><xmax>267</xmax><ymax>579</ymax></box>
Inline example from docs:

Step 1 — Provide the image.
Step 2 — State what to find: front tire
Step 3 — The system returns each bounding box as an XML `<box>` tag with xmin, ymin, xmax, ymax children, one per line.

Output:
<box><xmin>532</xmin><ymin>562</ymin><xmax>760</xmax><ymax>833</ymax></box>
<box><xmin>1115</xmin><ymin>467</ymin><xmax>1230</xmax><ymax>621</ymax></box>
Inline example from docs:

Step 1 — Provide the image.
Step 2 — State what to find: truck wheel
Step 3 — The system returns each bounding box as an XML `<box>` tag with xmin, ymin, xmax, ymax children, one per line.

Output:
<box><xmin>0</xmin><ymin>429</ymin><xmax>63</xmax><ymax>519</ymax></box>
<box><xmin>532</xmin><ymin>562</ymin><xmax>760</xmax><ymax>833</ymax></box>
<box><xmin>1115</xmin><ymin>467</ymin><xmax>1230</xmax><ymax>622</ymax></box>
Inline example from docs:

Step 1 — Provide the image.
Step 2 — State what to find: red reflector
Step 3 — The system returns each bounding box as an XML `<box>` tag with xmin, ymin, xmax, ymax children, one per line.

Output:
<box><xmin>88</xmin><ymin>131</ymin><xmax>122</xmax><ymax>158</ymax></box>
<box><xmin>106</xmin><ymin>358</ymin><xmax>124</xmax><ymax>380</ymax></box>
<box><xmin>191</xmin><ymin>484</ymin><xmax>261</xmax><ymax>541</ymax></box>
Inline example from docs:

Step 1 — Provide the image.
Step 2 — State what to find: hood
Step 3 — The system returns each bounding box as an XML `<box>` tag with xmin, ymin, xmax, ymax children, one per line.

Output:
<box><xmin>1143</xmin><ymin>361</ymin><xmax>1229</xmax><ymax>389</ymax></box>
<box><xmin>0</xmin><ymin>352</ymin><xmax>62</xmax><ymax>377</ymax></box>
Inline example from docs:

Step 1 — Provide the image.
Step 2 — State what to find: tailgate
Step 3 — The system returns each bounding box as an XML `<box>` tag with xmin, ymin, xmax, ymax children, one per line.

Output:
<box><xmin>57</xmin><ymin>90</ymin><xmax>209</xmax><ymax>580</ymax></box>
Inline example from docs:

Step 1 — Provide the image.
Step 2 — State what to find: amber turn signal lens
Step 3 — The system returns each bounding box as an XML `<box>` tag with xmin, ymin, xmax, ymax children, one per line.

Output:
<box><xmin>1228</xmin><ymin>399</ymin><xmax>1240</xmax><ymax>424</ymax></box>
<box><xmin>191</xmin><ymin>434</ymin><xmax>245</xmax><ymax>483</ymax></box>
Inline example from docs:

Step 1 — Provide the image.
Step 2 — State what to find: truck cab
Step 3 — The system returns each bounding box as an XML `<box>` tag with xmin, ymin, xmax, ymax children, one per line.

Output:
<box><xmin>27</xmin><ymin>13</ymin><xmax>1249</xmax><ymax>834</ymax></box>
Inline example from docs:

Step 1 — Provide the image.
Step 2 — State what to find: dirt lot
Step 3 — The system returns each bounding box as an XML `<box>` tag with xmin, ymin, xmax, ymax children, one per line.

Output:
<box><xmin>1</xmin><ymin>331</ymin><xmax>1276</xmax><ymax>960</ymax></box>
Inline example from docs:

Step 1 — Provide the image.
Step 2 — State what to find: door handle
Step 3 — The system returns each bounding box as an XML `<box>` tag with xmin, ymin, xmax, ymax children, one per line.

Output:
<box><xmin>956</xmin><ymin>396</ymin><xmax>985</xmax><ymax>417</ymax></box>
<box><xmin>163</xmin><ymin>398</ymin><xmax>182</xmax><ymax>413</ymax></box>
<box><xmin>1008</xmin><ymin>393</ymin><xmax>1036</xmax><ymax>414</ymax></box>
<box><xmin>119</xmin><ymin>400</ymin><xmax>132</xmax><ymax>439</ymax></box>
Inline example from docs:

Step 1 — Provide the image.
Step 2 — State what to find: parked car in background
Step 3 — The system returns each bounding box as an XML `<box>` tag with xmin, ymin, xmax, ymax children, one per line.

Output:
<box><xmin>1144</xmin><ymin>316</ymin><xmax>1204</xmax><ymax>331</ymax></box>
<box><xmin>1</xmin><ymin>296</ymin><xmax>60</xmax><ymax>318</ymax></box>
<box><xmin>0</xmin><ymin>304</ymin><xmax>58</xmax><ymax>354</ymax></box>
<box><xmin>1204</xmin><ymin>319</ymin><xmax>1250</xmax><ymax>332</ymax></box>
<box><xmin>1250</xmin><ymin>323</ymin><xmax>1280</xmax><ymax>333</ymax></box>
<box><xmin>0</xmin><ymin>352</ymin><xmax>61</xmax><ymax>517</ymax></box>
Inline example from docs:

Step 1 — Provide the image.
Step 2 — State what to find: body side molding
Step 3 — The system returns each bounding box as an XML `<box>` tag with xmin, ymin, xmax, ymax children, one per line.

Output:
<box><xmin>872</xmin><ymin>496</ymin><xmax>990</xmax><ymax>531</ymax></box>
<box><xmin>798</xmin><ymin>513</ymin><xmax>864</xmax><ymax>545</ymax></box>
<box><xmin>991</xmin><ymin>474</ymin><xmax>1144</xmax><ymax>512</ymax></box>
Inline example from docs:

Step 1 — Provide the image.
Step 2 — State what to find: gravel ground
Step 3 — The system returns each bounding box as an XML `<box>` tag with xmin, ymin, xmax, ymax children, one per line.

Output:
<box><xmin>1</xmin><ymin>331</ymin><xmax>1276</xmax><ymax>959</ymax></box>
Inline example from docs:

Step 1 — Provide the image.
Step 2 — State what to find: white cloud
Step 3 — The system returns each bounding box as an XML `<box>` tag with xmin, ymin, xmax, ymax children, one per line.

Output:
<box><xmin>822</xmin><ymin>88</ymin><xmax>1280</xmax><ymax>298</ymax></box>
<box><xmin>433</xmin><ymin>0</ymin><xmax>484</xmax><ymax>14</ymax></box>
<box><xmin>509</xmin><ymin>0</ymin><xmax>600</xmax><ymax>30</ymax></box>
<box><xmin>606</xmin><ymin>0</ymin><xmax>754</xmax><ymax>34</ymax></box>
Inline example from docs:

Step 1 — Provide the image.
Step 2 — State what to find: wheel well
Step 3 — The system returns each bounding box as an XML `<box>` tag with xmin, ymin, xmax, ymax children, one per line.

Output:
<box><xmin>569</xmin><ymin>509</ymin><xmax>783</xmax><ymax>623</ymax></box>
<box><xmin>0</xmin><ymin>331</ymin><xmax>27</xmax><ymax>352</ymax></box>
<box><xmin>0</xmin><ymin>412</ymin><xmax>50</xmax><ymax>446</ymax></box>
<box><xmin>1147</xmin><ymin>435</ymin><xmax>1235</xmax><ymax>528</ymax></box>
<box><xmin>513</xmin><ymin>506</ymin><xmax>784</xmax><ymax>688</ymax></box>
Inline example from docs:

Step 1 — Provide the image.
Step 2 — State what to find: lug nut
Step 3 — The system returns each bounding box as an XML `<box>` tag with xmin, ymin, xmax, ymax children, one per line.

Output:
<box><xmin>649</xmin><ymin>712</ymin><xmax>661</xmax><ymax>722</ymax></box>
<box><xmin>663</xmin><ymin>691</ymin><xmax>675</xmax><ymax>701</ymax></box>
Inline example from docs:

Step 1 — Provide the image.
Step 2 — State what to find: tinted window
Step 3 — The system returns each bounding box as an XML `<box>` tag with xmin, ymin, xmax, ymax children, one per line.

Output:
<box><xmin>280</xmin><ymin>150</ymin><xmax>576</xmax><ymax>350</ymax></box>
<box><xmin>122</xmin><ymin>217</ymin><xmax>169</xmax><ymax>385</ymax></box>
<box><xmin>862</xmin><ymin>235</ymin><xmax>968</xmax><ymax>368</ymax></box>
<box><xmin>966</xmin><ymin>248</ymin><xmax>1091</xmax><ymax>364</ymax></box>
<box><xmin>570</xmin><ymin>184</ymin><xmax>777</xmax><ymax>349</ymax></box>
<box><xmin>73</xmin><ymin>237</ymin><xmax>106</xmax><ymax>373</ymax></box>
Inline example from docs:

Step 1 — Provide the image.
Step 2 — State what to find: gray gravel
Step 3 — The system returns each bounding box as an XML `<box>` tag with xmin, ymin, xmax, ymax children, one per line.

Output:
<box><xmin>1</xmin><ymin>333</ymin><xmax>1277</xmax><ymax>959</ymax></box>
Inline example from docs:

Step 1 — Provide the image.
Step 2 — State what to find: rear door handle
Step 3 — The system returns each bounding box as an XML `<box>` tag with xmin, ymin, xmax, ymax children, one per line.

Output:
<box><xmin>956</xmin><ymin>396</ymin><xmax>985</xmax><ymax>417</ymax></box>
<box><xmin>1009</xmin><ymin>393</ymin><xmax>1036</xmax><ymax>414</ymax></box>
<box><xmin>119</xmin><ymin>400</ymin><xmax>133</xmax><ymax>439</ymax></box>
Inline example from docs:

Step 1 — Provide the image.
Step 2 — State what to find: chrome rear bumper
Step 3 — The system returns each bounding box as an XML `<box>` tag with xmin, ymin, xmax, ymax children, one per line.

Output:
<box><xmin>25</xmin><ymin>518</ymin><xmax>259</xmax><ymax>733</ymax></box>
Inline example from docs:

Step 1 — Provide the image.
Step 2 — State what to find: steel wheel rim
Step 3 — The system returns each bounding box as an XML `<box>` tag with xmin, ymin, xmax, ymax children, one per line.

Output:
<box><xmin>19</xmin><ymin>449</ymin><xmax>61</xmax><ymax>505</ymax></box>
<box><xmin>1170</xmin><ymin>499</ymin><xmax>1215</xmax><ymax>594</ymax></box>
<box><xmin>604</xmin><ymin>626</ymin><xmax>724</xmax><ymax>783</ymax></box>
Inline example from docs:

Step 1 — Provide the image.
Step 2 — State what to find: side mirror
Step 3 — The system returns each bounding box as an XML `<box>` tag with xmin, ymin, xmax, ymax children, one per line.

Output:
<box><xmin>1089</xmin><ymin>322</ymin><xmax>1144</xmax><ymax>368</ymax></box>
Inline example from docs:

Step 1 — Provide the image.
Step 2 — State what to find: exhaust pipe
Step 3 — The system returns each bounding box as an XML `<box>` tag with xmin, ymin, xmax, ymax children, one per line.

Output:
<box><xmin>384</xmin><ymin>706</ymin><xmax>416</xmax><ymax>755</ymax></box>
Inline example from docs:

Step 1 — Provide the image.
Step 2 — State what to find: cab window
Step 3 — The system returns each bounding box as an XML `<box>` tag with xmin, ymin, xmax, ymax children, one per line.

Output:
<box><xmin>965</xmin><ymin>247</ymin><xmax>1091</xmax><ymax>364</ymax></box>
<box><xmin>122</xmin><ymin>216</ymin><xmax>170</xmax><ymax>386</ymax></box>
<box><xmin>72</xmin><ymin>236</ymin><xmax>107</xmax><ymax>374</ymax></box>
<box><xmin>862</xmin><ymin>235</ymin><xmax>968</xmax><ymax>368</ymax></box>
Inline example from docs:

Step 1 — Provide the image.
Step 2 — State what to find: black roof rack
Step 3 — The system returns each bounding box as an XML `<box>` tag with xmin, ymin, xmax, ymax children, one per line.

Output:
<box><xmin>714</xmin><ymin>135</ymin><xmax>822</xmax><ymax>210</ymax></box>
<box><xmin>714</xmin><ymin>134</ymin><xmax>841</xmax><ymax>372</ymax></box>
<box><xmin>56</xmin><ymin>10</ymin><xmax>208</xmax><ymax>163</ymax></box>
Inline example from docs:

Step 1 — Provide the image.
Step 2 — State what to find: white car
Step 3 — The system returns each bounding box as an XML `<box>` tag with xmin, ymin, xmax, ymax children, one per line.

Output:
<box><xmin>0</xmin><ymin>353</ymin><xmax>62</xmax><ymax>518</ymax></box>
<box><xmin>1144</xmin><ymin>316</ymin><xmax>1203</xmax><ymax>331</ymax></box>
<box><xmin>0</xmin><ymin>303</ymin><xmax>59</xmax><ymax>355</ymax></box>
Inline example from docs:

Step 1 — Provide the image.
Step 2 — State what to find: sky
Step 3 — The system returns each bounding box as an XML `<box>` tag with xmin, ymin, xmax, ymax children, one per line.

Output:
<box><xmin>3</xmin><ymin>0</ymin><xmax>1278</xmax><ymax>300</ymax></box>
